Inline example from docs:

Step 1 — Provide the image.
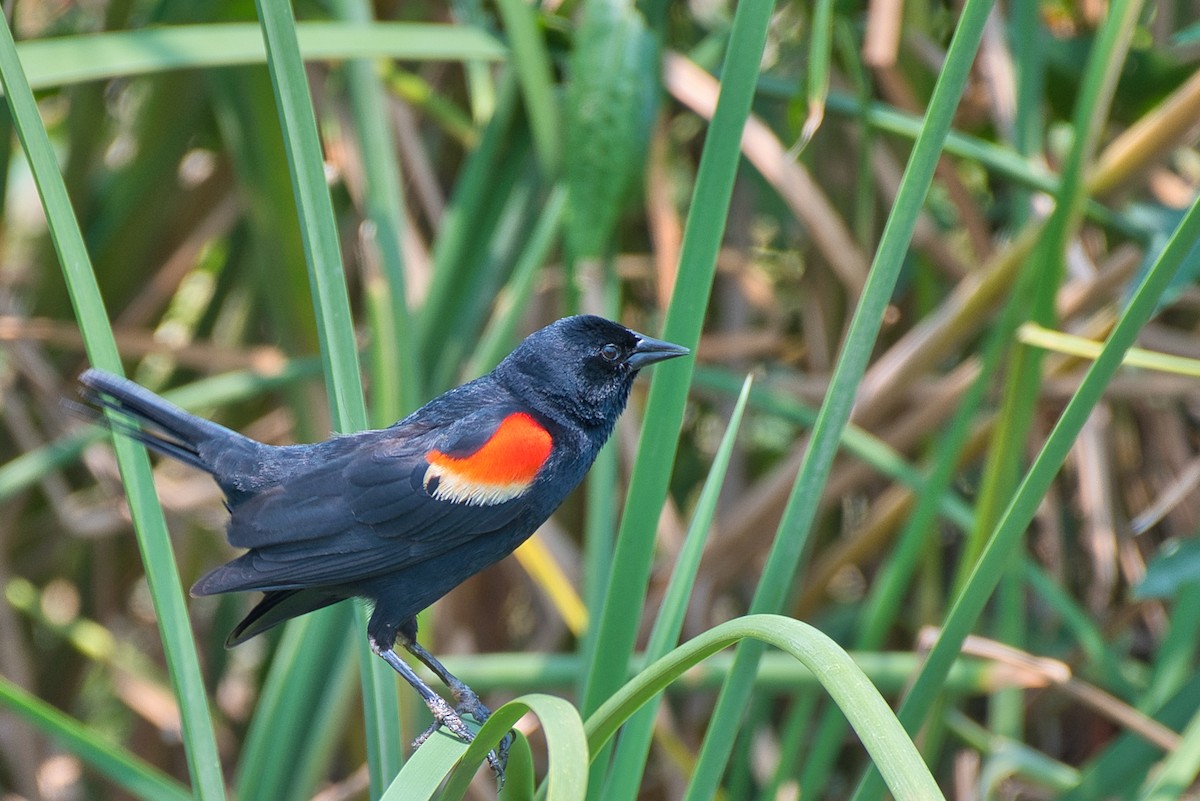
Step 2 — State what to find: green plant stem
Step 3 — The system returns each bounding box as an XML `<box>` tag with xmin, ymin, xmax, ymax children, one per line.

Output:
<box><xmin>578</xmin><ymin>2</ymin><xmax>774</xmax><ymax>795</ymax></box>
<box><xmin>0</xmin><ymin>677</ymin><xmax>191</xmax><ymax>801</ymax></box>
<box><xmin>0</xmin><ymin>15</ymin><xmax>228</xmax><ymax>801</ymax></box>
<box><xmin>253</xmin><ymin>0</ymin><xmax>399</xmax><ymax>790</ymax></box>
<box><xmin>680</xmin><ymin>0</ymin><xmax>994</xmax><ymax>796</ymax></box>
<box><xmin>599</xmin><ymin>377</ymin><xmax>753</xmax><ymax>801</ymax></box>
<box><xmin>586</xmin><ymin>616</ymin><xmax>946</xmax><ymax>801</ymax></box>
<box><xmin>12</xmin><ymin>22</ymin><xmax>505</xmax><ymax>89</ymax></box>
<box><xmin>850</xmin><ymin>178</ymin><xmax>1200</xmax><ymax>801</ymax></box>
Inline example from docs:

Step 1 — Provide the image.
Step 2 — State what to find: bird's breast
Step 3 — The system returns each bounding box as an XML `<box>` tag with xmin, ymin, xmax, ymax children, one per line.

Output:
<box><xmin>423</xmin><ymin>412</ymin><xmax>553</xmax><ymax>506</ymax></box>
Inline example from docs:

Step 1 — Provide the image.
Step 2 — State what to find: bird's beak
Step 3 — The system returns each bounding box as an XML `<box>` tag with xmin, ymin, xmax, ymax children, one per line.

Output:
<box><xmin>627</xmin><ymin>333</ymin><xmax>690</xmax><ymax>369</ymax></box>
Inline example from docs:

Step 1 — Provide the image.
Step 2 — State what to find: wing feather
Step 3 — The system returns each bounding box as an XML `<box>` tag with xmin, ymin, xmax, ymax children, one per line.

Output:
<box><xmin>206</xmin><ymin>405</ymin><xmax>551</xmax><ymax>592</ymax></box>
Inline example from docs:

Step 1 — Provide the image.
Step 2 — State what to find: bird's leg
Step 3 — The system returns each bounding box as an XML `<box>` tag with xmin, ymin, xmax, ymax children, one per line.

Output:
<box><xmin>402</xmin><ymin>638</ymin><xmax>491</xmax><ymax>722</ymax></box>
<box><xmin>399</xmin><ymin>636</ymin><xmax>512</xmax><ymax>778</ymax></box>
<box><xmin>371</xmin><ymin>636</ymin><xmax>508</xmax><ymax>783</ymax></box>
<box><xmin>368</xmin><ymin>637</ymin><xmax>476</xmax><ymax>745</ymax></box>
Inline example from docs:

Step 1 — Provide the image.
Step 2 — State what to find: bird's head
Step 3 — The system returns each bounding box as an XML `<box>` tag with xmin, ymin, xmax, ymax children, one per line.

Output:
<box><xmin>494</xmin><ymin>315</ymin><xmax>689</xmax><ymax>435</ymax></box>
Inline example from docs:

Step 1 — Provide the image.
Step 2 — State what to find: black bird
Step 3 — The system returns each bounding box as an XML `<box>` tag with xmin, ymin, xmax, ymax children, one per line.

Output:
<box><xmin>78</xmin><ymin>315</ymin><xmax>688</xmax><ymax>774</ymax></box>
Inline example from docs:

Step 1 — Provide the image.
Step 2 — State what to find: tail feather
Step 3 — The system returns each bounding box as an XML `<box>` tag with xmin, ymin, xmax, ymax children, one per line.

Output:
<box><xmin>226</xmin><ymin>589</ymin><xmax>346</xmax><ymax>647</ymax></box>
<box><xmin>78</xmin><ymin>369</ymin><xmax>261</xmax><ymax>485</ymax></box>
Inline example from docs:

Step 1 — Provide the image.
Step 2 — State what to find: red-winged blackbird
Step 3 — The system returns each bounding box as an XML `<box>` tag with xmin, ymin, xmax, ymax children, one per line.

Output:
<box><xmin>79</xmin><ymin>315</ymin><xmax>687</xmax><ymax>774</ymax></box>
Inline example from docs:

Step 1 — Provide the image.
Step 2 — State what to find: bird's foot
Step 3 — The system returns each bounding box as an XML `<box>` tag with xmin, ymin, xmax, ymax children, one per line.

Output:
<box><xmin>413</xmin><ymin>693</ymin><xmax>476</xmax><ymax>746</ymax></box>
<box><xmin>411</xmin><ymin>696</ymin><xmax>510</xmax><ymax>785</ymax></box>
<box><xmin>449</xmin><ymin>686</ymin><xmax>513</xmax><ymax>782</ymax></box>
<box><xmin>450</xmin><ymin>686</ymin><xmax>493</xmax><ymax>725</ymax></box>
<box><xmin>372</xmin><ymin>639</ymin><xmax>511</xmax><ymax>783</ymax></box>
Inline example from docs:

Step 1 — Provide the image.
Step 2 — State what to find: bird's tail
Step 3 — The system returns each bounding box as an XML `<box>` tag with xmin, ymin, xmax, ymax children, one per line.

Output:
<box><xmin>225</xmin><ymin>589</ymin><xmax>345</xmax><ymax>647</ymax></box>
<box><xmin>77</xmin><ymin>369</ymin><xmax>259</xmax><ymax>482</ymax></box>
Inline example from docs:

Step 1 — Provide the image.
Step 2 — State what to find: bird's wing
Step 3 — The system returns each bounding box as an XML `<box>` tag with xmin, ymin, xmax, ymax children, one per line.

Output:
<box><xmin>201</xmin><ymin>405</ymin><xmax>556</xmax><ymax>591</ymax></box>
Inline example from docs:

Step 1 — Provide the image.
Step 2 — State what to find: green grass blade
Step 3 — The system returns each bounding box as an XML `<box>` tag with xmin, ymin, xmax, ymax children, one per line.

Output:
<box><xmin>13</xmin><ymin>23</ymin><xmax>504</xmax><ymax>89</ymax></box>
<box><xmin>494</xmin><ymin>0</ymin><xmax>560</xmax><ymax>175</ymax></box>
<box><xmin>797</xmin><ymin>0</ymin><xmax>833</xmax><ymax>148</ymax></box>
<box><xmin>585</xmin><ymin>616</ymin><xmax>946</xmax><ymax>801</ymax></box>
<box><xmin>378</xmin><ymin>695</ymin><xmax>586</xmax><ymax>801</ymax></box>
<box><xmin>465</xmin><ymin>185</ymin><xmax>567</xmax><ymax>378</ymax></box>
<box><xmin>252</xmin><ymin>0</ymin><xmax>400</xmax><ymax>790</ymax></box>
<box><xmin>253</xmin><ymin>0</ymin><xmax>366</xmax><ymax>430</ymax></box>
<box><xmin>329</xmin><ymin>0</ymin><xmax>414</xmax><ymax>787</ymax></box>
<box><xmin>331</xmin><ymin>0</ymin><xmax>422</xmax><ymax>421</ymax></box>
<box><xmin>578</xmin><ymin>0</ymin><xmax>772</xmax><ymax>787</ymax></box>
<box><xmin>0</xmin><ymin>16</ymin><xmax>227</xmax><ymax>801</ymax></box>
<box><xmin>448</xmin><ymin>696</ymin><xmax>586</xmax><ymax>801</ymax></box>
<box><xmin>600</xmin><ymin>375</ymin><xmax>753</xmax><ymax>801</ymax></box>
<box><xmin>853</xmin><ymin>181</ymin><xmax>1200</xmax><ymax>801</ymax></box>
<box><xmin>426</xmin><ymin>165</ymin><xmax>545</xmax><ymax>392</ymax></box>
<box><xmin>414</xmin><ymin>77</ymin><xmax>529</xmax><ymax>379</ymax></box>
<box><xmin>1136</xmin><ymin>702</ymin><xmax>1200</xmax><ymax>801</ymax></box>
<box><xmin>0</xmin><ymin>677</ymin><xmax>191</xmax><ymax>801</ymax></box>
<box><xmin>234</xmin><ymin>617</ymin><xmax>359</xmax><ymax>800</ymax></box>
<box><xmin>681</xmin><ymin>0</ymin><xmax>994</xmax><ymax>795</ymax></box>
<box><xmin>959</xmin><ymin>0</ymin><xmax>1142</xmax><ymax>587</ymax></box>
<box><xmin>579</xmin><ymin>0</ymin><xmax>774</xmax><ymax>721</ymax></box>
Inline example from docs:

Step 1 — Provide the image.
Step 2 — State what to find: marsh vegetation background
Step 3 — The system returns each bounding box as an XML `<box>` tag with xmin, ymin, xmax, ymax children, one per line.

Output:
<box><xmin>0</xmin><ymin>0</ymin><xmax>1199</xmax><ymax>799</ymax></box>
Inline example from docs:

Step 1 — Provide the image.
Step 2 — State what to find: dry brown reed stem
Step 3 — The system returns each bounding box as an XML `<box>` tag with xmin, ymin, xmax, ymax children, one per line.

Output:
<box><xmin>664</xmin><ymin>52</ymin><xmax>871</xmax><ymax>295</ymax></box>
<box><xmin>863</xmin><ymin>0</ymin><xmax>903</xmax><ymax>67</ymax></box>
<box><xmin>792</xmin><ymin>258</ymin><xmax>1143</xmax><ymax>613</ymax></box>
<box><xmin>647</xmin><ymin>119</ymin><xmax>684</xmax><ymax>310</ymax></box>
<box><xmin>855</xmin><ymin>61</ymin><xmax>1200</xmax><ymax>430</ymax></box>
<box><xmin>0</xmin><ymin>316</ymin><xmax>289</xmax><ymax>373</ymax></box>
<box><xmin>1090</xmin><ymin>67</ymin><xmax>1200</xmax><ymax>199</ymax></box>
<box><xmin>923</xmin><ymin>628</ymin><xmax>1182</xmax><ymax>752</ymax></box>
<box><xmin>114</xmin><ymin>195</ymin><xmax>240</xmax><ymax>329</ymax></box>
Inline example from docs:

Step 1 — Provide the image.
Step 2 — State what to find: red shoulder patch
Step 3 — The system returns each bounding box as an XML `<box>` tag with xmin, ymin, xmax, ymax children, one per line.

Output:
<box><xmin>424</xmin><ymin>413</ymin><xmax>553</xmax><ymax>505</ymax></box>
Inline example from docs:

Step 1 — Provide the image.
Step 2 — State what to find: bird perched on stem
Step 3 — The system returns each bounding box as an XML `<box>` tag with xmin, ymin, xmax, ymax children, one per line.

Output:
<box><xmin>78</xmin><ymin>315</ymin><xmax>688</xmax><ymax>779</ymax></box>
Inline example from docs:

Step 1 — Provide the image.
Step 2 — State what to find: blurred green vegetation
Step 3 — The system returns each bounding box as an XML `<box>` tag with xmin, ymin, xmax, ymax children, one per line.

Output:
<box><xmin>0</xmin><ymin>0</ymin><xmax>1198</xmax><ymax>799</ymax></box>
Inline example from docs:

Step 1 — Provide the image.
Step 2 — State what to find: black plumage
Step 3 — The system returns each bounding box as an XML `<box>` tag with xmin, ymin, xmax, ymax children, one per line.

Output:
<box><xmin>78</xmin><ymin>315</ymin><xmax>688</xmax><ymax>777</ymax></box>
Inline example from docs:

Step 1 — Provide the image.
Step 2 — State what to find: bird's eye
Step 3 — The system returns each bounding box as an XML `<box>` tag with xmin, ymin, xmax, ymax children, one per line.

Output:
<box><xmin>600</xmin><ymin>344</ymin><xmax>621</xmax><ymax>362</ymax></box>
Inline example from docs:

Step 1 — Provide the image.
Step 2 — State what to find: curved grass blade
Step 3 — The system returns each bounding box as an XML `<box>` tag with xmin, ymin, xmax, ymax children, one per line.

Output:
<box><xmin>586</xmin><ymin>615</ymin><xmax>946</xmax><ymax>801</ymax></box>
<box><xmin>379</xmin><ymin>695</ymin><xmax>587</xmax><ymax>801</ymax></box>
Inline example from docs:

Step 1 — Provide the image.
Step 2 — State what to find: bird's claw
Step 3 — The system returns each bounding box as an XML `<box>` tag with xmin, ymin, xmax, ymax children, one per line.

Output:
<box><xmin>412</xmin><ymin>694</ymin><xmax>476</xmax><ymax>746</ymax></box>
<box><xmin>412</xmin><ymin>699</ymin><xmax>513</xmax><ymax>787</ymax></box>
